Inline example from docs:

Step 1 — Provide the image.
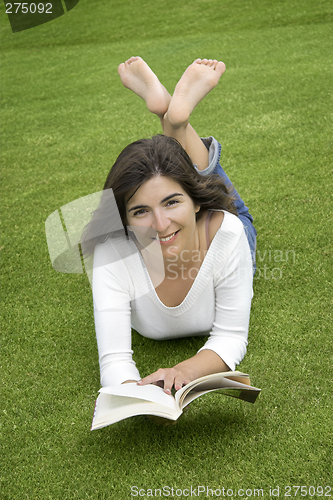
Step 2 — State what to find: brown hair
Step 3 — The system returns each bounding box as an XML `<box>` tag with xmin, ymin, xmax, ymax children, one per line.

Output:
<box><xmin>82</xmin><ymin>135</ymin><xmax>237</xmax><ymax>254</ymax></box>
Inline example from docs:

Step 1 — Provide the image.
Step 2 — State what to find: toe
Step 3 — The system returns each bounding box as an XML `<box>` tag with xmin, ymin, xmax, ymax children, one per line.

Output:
<box><xmin>128</xmin><ymin>56</ymin><xmax>139</xmax><ymax>65</ymax></box>
<box><xmin>216</xmin><ymin>61</ymin><xmax>226</xmax><ymax>75</ymax></box>
<box><xmin>118</xmin><ymin>62</ymin><xmax>125</xmax><ymax>74</ymax></box>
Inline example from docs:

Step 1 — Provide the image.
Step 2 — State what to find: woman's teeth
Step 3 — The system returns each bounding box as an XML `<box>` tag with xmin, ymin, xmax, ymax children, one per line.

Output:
<box><xmin>159</xmin><ymin>231</ymin><xmax>178</xmax><ymax>242</ymax></box>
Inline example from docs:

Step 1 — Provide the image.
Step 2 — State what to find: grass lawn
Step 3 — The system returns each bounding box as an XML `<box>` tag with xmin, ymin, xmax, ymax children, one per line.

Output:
<box><xmin>1</xmin><ymin>0</ymin><xmax>332</xmax><ymax>499</ymax></box>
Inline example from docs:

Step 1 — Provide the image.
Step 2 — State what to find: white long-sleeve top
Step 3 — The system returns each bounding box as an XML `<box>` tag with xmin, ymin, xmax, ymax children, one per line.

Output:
<box><xmin>92</xmin><ymin>210</ymin><xmax>253</xmax><ymax>386</ymax></box>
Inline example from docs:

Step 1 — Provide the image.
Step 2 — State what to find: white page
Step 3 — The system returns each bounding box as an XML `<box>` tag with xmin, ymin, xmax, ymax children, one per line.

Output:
<box><xmin>99</xmin><ymin>383</ymin><xmax>177</xmax><ymax>409</ymax></box>
<box><xmin>91</xmin><ymin>395</ymin><xmax>180</xmax><ymax>429</ymax></box>
<box><xmin>174</xmin><ymin>371</ymin><xmax>248</xmax><ymax>405</ymax></box>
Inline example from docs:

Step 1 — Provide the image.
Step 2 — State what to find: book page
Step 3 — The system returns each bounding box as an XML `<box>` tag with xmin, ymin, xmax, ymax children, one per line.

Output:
<box><xmin>99</xmin><ymin>383</ymin><xmax>178</xmax><ymax>409</ymax></box>
<box><xmin>175</xmin><ymin>372</ymin><xmax>260</xmax><ymax>408</ymax></box>
<box><xmin>91</xmin><ymin>394</ymin><xmax>180</xmax><ymax>430</ymax></box>
<box><xmin>174</xmin><ymin>371</ymin><xmax>245</xmax><ymax>403</ymax></box>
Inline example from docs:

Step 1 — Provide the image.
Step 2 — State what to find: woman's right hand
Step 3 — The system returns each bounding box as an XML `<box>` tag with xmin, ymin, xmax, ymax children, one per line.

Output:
<box><xmin>137</xmin><ymin>367</ymin><xmax>191</xmax><ymax>395</ymax></box>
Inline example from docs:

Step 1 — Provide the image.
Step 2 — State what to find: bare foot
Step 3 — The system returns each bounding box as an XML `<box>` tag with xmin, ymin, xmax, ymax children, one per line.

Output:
<box><xmin>118</xmin><ymin>56</ymin><xmax>171</xmax><ymax>118</ymax></box>
<box><xmin>167</xmin><ymin>59</ymin><xmax>226</xmax><ymax>127</ymax></box>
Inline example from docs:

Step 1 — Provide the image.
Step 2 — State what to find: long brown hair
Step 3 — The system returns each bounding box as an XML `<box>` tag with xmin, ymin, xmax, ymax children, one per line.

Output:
<box><xmin>82</xmin><ymin>135</ymin><xmax>237</xmax><ymax>255</ymax></box>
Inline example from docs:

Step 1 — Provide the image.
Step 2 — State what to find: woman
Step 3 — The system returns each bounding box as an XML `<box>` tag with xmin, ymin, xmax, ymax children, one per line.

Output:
<box><xmin>84</xmin><ymin>57</ymin><xmax>256</xmax><ymax>396</ymax></box>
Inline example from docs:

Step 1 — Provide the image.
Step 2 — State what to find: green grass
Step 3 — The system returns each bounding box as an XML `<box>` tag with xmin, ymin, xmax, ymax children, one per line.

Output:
<box><xmin>1</xmin><ymin>0</ymin><xmax>332</xmax><ymax>499</ymax></box>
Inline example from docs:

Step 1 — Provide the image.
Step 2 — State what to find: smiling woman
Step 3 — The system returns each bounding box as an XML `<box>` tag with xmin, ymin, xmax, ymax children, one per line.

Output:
<box><xmin>82</xmin><ymin>57</ymin><xmax>257</xmax><ymax>395</ymax></box>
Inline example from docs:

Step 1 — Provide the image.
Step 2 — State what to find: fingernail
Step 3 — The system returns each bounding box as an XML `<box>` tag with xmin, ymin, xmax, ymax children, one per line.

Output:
<box><xmin>165</xmin><ymin>389</ymin><xmax>171</xmax><ymax>395</ymax></box>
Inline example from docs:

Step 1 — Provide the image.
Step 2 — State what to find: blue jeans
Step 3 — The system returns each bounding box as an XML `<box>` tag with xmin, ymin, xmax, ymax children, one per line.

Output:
<box><xmin>200</xmin><ymin>137</ymin><xmax>257</xmax><ymax>274</ymax></box>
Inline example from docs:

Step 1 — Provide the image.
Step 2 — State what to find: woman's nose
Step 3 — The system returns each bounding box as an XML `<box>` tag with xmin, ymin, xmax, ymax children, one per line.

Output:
<box><xmin>151</xmin><ymin>210</ymin><xmax>170</xmax><ymax>232</ymax></box>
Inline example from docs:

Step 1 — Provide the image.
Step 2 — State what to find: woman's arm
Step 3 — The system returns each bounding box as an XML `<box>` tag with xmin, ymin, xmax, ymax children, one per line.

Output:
<box><xmin>138</xmin><ymin>218</ymin><xmax>253</xmax><ymax>394</ymax></box>
<box><xmin>93</xmin><ymin>240</ymin><xmax>141</xmax><ymax>386</ymax></box>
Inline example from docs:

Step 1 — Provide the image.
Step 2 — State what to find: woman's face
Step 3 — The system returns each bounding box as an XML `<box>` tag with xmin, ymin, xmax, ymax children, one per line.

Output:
<box><xmin>126</xmin><ymin>175</ymin><xmax>200</xmax><ymax>260</ymax></box>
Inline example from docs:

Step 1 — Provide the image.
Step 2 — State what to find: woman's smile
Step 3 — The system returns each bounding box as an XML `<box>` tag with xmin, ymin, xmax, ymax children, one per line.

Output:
<box><xmin>158</xmin><ymin>229</ymin><xmax>180</xmax><ymax>244</ymax></box>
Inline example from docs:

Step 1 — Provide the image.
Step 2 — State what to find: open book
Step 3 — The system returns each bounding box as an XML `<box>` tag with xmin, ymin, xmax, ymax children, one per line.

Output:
<box><xmin>91</xmin><ymin>371</ymin><xmax>261</xmax><ymax>430</ymax></box>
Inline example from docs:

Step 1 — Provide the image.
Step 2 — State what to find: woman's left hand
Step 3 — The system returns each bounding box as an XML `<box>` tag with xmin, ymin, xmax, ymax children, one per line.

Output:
<box><xmin>137</xmin><ymin>367</ymin><xmax>191</xmax><ymax>395</ymax></box>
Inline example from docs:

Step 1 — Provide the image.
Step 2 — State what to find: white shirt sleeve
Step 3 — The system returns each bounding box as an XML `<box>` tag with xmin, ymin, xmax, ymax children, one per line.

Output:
<box><xmin>198</xmin><ymin>227</ymin><xmax>253</xmax><ymax>370</ymax></box>
<box><xmin>92</xmin><ymin>241</ymin><xmax>141</xmax><ymax>386</ymax></box>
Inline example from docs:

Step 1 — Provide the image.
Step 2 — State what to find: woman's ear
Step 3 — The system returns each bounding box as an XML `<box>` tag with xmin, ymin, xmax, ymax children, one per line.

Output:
<box><xmin>195</xmin><ymin>204</ymin><xmax>201</xmax><ymax>214</ymax></box>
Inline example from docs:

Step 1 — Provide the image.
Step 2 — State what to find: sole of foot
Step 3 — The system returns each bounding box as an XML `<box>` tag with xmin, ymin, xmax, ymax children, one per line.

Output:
<box><xmin>118</xmin><ymin>56</ymin><xmax>171</xmax><ymax>117</ymax></box>
<box><xmin>167</xmin><ymin>58</ymin><xmax>226</xmax><ymax>127</ymax></box>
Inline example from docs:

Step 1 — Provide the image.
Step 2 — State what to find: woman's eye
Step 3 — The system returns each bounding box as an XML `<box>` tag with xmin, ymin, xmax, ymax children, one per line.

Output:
<box><xmin>133</xmin><ymin>209</ymin><xmax>147</xmax><ymax>216</ymax></box>
<box><xmin>166</xmin><ymin>199</ymin><xmax>179</xmax><ymax>207</ymax></box>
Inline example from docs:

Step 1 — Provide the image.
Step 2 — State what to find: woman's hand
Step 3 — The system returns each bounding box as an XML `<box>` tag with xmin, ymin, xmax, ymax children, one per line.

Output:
<box><xmin>137</xmin><ymin>367</ymin><xmax>191</xmax><ymax>395</ymax></box>
<box><xmin>137</xmin><ymin>350</ymin><xmax>229</xmax><ymax>395</ymax></box>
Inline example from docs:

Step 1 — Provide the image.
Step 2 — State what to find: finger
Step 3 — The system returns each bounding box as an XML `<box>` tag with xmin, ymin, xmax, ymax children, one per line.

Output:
<box><xmin>174</xmin><ymin>373</ymin><xmax>186</xmax><ymax>391</ymax></box>
<box><xmin>163</xmin><ymin>370</ymin><xmax>178</xmax><ymax>395</ymax></box>
<box><xmin>137</xmin><ymin>368</ymin><xmax>165</xmax><ymax>386</ymax></box>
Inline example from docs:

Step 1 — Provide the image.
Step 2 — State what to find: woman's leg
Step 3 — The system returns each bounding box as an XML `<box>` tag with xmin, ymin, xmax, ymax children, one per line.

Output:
<box><xmin>163</xmin><ymin>59</ymin><xmax>256</xmax><ymax>269</ymax></box>
<box><xmin>118</xmin><ymin>57</ymin><xmax>224</xmax><ymax>170</ymax></box>
<box><xmin>213</xmin><ymin>156</ymin><xmax>257</xmax><ymax>271</ymax></box>
<box><xmin>163</xmin><ymin>58</ymin><xmax>226</xmax><ymax>170</ymax></box>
